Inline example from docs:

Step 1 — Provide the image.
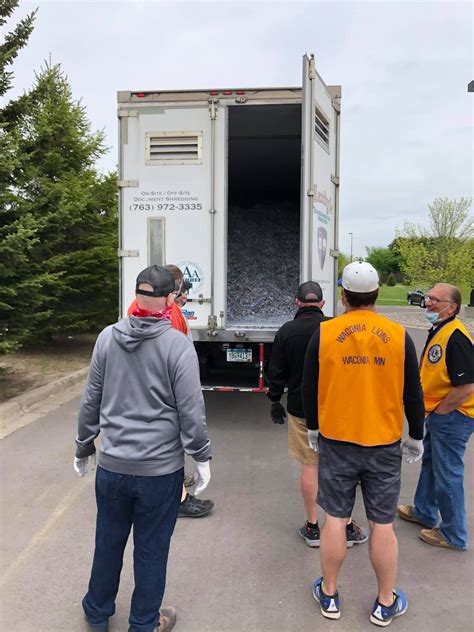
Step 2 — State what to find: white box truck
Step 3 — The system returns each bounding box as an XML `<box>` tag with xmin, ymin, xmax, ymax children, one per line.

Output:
<box><xmin>118</xmin><ymin>53</ymin><xmax>341</xmax><ymax>391</ymax></box>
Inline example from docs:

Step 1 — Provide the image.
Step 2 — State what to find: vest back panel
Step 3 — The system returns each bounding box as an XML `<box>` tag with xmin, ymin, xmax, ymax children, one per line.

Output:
<box><xmin>318</xmin><ymin>310</ymin><xmax>406</xmax><ymax>446</ymax></box>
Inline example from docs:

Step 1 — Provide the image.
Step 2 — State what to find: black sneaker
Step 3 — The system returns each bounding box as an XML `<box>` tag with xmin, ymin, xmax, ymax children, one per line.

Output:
<box><xmin>346</xmin><ymin>520</ymin><xmax>368</xmax><ymax>547</ymax></box>
<box><xmin>298</xmin><ymin>521</ymin><xmax>321</xmax><ymax>547</ymax></box>
<box><xmin>178</xmin><ymin>493</ymin><xmax>214</xmax><ymax>518</ymax></box>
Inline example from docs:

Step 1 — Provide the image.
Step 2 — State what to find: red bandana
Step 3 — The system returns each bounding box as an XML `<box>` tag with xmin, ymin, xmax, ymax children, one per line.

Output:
<box><xmin>132</xmin><ymin>305</ymin><xmax>173</xmax><ymax>321</ymax></box>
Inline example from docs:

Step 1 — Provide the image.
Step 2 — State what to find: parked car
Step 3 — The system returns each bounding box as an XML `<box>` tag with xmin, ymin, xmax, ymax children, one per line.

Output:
<box><xmin>407</xmin><ymin>288</ymin><xmax>427</xmax><ymax>307</ymax></box>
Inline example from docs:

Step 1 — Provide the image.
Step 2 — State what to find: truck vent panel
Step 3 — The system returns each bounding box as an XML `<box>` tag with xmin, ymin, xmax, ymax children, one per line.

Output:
<box><xmin>314</xmin><ymin>107</ymin><xmax>330</xmax><ymax>148</ymax></box>
<box><xmin>145</xmin><ymin>132</ymin><xmax>203</xmax><ymax>165</ymax></box>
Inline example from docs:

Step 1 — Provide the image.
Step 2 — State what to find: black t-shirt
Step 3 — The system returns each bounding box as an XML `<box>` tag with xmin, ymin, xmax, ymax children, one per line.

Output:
<box><xmin>446</xmin><ymin>330</ymin><xmax>474</xmax><ymax>385</ymax></box>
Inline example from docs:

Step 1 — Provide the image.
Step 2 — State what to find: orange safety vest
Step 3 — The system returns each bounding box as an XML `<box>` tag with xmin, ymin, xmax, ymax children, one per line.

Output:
<box><xmin>318</xmin><ymin>310</ymin><xmax>406</xmax><ymax>446</ymax></box>
<box><xmin>420</xmin><ymin>319</ymin><xmax>474</xmax><ymax>417</ymax></box>
<box><xmin>127</xmin><ymin>300</ymin><xmax>189</xmax><ymax>335</ymax></box>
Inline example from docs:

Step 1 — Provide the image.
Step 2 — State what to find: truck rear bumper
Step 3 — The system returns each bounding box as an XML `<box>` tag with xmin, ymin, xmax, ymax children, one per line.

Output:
<box><xmin>192</xmin><ymin>328</ymin><xmax>277</xmax><ymax>343</ymax></box>
<box><xmin>195</xmin><ymin>341</ymin><xmax>271</xmax><ymax>393</ymax></box>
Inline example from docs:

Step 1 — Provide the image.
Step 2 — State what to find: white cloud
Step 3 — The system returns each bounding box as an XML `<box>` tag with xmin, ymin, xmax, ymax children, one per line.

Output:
<box><xmin>6</xmin><ymin>0</ymin><xmax>473</xmax><ymax>254</ymax></box>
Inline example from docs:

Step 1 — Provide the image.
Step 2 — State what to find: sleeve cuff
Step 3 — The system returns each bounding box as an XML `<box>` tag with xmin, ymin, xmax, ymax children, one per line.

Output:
<box><xmin>75</xmin><ymin>441</ymin><xmax>96</xmax><ymax>459</ymax></box>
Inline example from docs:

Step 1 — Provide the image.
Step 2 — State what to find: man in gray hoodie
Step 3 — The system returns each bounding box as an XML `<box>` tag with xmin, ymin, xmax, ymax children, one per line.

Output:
<box><xmin>74</xmin><ymin>265</ymin><xmax>212</xmax><ymax>632</ymax></box>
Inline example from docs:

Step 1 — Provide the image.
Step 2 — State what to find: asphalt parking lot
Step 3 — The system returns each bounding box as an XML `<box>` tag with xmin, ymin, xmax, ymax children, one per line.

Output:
<box><xmin>1</xmin><ymin>326</ymin><xmax>473</xmax><ymax>631</ymax></box>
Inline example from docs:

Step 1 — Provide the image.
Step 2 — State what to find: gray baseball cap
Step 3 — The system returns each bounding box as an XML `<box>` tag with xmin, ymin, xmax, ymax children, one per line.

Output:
<box><xmin>297</xmin><ymin>281</ymin><xmax>323</xmax><ymax>303</ymax></box>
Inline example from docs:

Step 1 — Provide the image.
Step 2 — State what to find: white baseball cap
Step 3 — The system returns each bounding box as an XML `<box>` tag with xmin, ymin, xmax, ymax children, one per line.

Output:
<box><xmin>342</xmin><ymin>261</ymin><xmax>380</xmax><ymax>293</ymax></box>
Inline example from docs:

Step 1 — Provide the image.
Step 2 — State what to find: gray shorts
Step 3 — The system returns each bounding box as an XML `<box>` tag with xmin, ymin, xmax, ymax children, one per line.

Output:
<box><xmin>317</xmin><ymin>435</ymin><xmax>402</xmax><ymax>524</ymax></box>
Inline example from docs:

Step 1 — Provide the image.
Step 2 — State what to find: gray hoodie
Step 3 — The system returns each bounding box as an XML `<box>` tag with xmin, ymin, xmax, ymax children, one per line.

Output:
<box><xmin>76</xmin><ymin>316</ymin><xmax>211</xmax><ymax>476</ymax></box>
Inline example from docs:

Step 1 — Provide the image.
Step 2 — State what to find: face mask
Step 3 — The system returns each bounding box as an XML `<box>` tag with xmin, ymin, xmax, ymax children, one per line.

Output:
<box><xmin>424</xmin><ymin>305</ymin><xmax>449</xmax><ymax>325</ymax></box>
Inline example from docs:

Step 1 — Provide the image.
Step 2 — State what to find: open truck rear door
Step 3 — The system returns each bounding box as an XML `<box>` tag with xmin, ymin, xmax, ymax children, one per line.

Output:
<box><xmin>301</xmin><ymin>53</ymin><xmax>341</xmax><ymax>316</ymax></box>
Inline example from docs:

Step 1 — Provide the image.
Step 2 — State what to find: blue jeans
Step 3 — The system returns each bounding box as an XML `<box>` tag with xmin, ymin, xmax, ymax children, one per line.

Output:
<box><xmin>413</xmin><ymin>410</ymin><xmax>473</xmax><ymax>550</ymax></box>
<box><xmin>83</xmin><ymin>466</ymin><xmax>184</xmax><ymax>632</ymax></box>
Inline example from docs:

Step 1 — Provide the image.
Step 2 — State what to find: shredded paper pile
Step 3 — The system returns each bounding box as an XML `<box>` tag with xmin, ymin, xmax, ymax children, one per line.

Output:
<box><xmin>227</xmin><ymin>202</ymin><xmax>300</xmax><ymax>328</ymax></box>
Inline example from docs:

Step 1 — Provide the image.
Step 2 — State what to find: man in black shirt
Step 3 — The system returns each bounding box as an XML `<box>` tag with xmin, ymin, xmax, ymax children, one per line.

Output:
<box><xmin>266</xmin><ymin>281</ymin><xmax>367</xmax><ymax>548</ymax></box>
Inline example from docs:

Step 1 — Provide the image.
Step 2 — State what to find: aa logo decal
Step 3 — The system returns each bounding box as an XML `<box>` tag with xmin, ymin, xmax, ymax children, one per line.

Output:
<box><xmin>428</xmin><ymin>344</ymin><xmax>442</xmax><ymax>364</ymax></box>
<box><xmin>176</xmin><ymin>260</ymin><xmax>204</xmax><ymax>293</ymax></box>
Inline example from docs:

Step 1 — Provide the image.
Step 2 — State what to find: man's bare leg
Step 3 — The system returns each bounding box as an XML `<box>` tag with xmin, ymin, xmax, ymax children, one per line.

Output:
<box><xmin>368</xmin><ymin>521</ymin><xmax>398</xmax><ymax>605</ymax></box>
<box><xmin>301</xmin><ymin>464</ymin><xmax>318</xmax><ymax>523</ymax></box>
<box><xmin>320</xmin><ymin>515</ymin><xmax>349</xmax><ymax>594</ymax></box>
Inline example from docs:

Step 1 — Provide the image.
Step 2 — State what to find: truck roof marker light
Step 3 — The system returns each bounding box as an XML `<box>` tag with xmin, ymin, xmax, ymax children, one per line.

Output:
<box><xmin>223</xmin><ymin>90</ymin><xmax>233</xmax><ymax>95</ymax></box>
<box><xmin>209</xmin><ymin>90</ymin><xmax>219</xmax><ymax>95</ymax></box>
<box><xmin>235</xmin><ymin>90</ymin><xmax>245</xmax><ymax>95</ymax></box>
<box><xmin>136</xmin><ymin>93</ymin><xmax>146</xmax><ymax>98</ymax></box>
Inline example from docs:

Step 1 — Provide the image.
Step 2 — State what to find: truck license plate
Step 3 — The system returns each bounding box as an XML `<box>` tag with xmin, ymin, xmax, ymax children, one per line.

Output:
<box><xmin>226</xmin><ymin>348</ymin><xmax>252</xmax><ymax>363</ymax></box>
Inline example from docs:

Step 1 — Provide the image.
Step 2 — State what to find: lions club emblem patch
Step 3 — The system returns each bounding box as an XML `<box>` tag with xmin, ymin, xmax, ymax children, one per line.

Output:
<box><xmin>428</xmin><ymin>344</ymin><xmax>442</xmax><ymax>364</ymax></box>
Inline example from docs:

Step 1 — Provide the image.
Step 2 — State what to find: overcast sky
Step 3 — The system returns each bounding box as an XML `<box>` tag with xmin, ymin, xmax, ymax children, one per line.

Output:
<box><xmin>5</xmin><ymin>0</ymin><xmax>473</xmax><ymax>256</ymax></box>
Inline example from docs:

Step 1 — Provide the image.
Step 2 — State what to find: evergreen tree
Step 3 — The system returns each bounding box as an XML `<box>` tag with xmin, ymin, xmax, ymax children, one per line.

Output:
<box><xmin>0</xmin><ymin>0</ymin><xmax>45</xmax><ymax>352</ymax></box>
<box><xmin>0</xmin><ymin>0</ymin><xmax>37</xmax><ymax>98</ymax></box>
<box><xmin>1</xmin><ymin>63</ymin><xmax>118</xmax><ymax>351</ymax></box>
<box><xmin>0</xmin><ymin>120</ymin><xmax>55</xmax><ymax>352</ymax></box>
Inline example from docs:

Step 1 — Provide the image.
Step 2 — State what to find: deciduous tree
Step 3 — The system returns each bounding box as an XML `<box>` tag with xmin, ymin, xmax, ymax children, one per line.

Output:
<box><xmin>365</xmin><ymin>246</ymin><xmax>401</xmax><ymax>283</ymax></box>
<box><xmin>394</xmin><ymin>198</ymin><xmax>473</xmax><ymax>287</ymax></box>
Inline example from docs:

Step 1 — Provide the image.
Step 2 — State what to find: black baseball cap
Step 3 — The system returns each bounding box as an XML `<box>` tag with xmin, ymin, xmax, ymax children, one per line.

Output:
<box><xmin>297</xmin><ymin>281</ymin><xmax>323</xmax><ymax>303</ymax></box>
<box><xmin>135</xmin><ymin>265</ymin><xmax>175</xmax><ymax>297</ymax></box>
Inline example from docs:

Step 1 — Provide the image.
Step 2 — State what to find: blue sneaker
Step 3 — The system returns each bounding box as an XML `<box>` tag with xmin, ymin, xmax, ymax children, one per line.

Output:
<box><xmin>370</xmin><ymin>589</ymin><xmax>408</xmax><ymax>627</ymax></box>
<box><xmin>312</xmin><ymin>576</ymin><xmax>341</xmax><ymax>620</ymax></box>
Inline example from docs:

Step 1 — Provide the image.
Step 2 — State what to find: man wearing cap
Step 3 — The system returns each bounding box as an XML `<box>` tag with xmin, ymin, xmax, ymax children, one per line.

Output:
<box><xmin>74</xmin><ymin>265</ymin><xmax>212</xmax><ymax>632</ymax></box>
<box><xmin>266</xmin><ymin>281</ymin><xmax>368</xmax><ymax>548</ymax></box>
<box><xmin>127</xmin><ymin>264</ymin><xmax>189</xmax><ymax>337</ymax></box>
<box><xmin>398</xmin><ymin>283</ymin><xmax>474</xmax><ymax>550</ymax></box>
<box><xmin>128</xmin><ymin>264</ymin><xmax>214</xmax><ymax>518</ymax></box>
<box><xmin>302</xmin><ymin>261</ymin><xmax>425</xmax><ymax>627</ymax></box>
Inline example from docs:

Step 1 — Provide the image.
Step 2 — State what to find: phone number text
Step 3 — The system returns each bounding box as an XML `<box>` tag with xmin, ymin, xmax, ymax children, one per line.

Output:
<box><xmin>129</xmin><ymin>203</ymin><xmax>203</xmax><ymax>211</ymax></box>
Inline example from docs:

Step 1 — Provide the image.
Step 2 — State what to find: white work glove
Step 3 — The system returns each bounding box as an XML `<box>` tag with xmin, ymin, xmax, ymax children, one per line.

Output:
<box><xmin>308</xmin><ymin>429</ymin><xmax>320</xmax><ymax>452</ymax></box>
<box><xmin>402</xmin><ymin>437</ymin><xmax>424</xmax><ymax>464</ymax></box>
<box><xmin>193</xmin><ymin>461</ymin><xmax>211</xmax><ymax>496</ymax></box>
<box><xmin>73</xmin><ymin>453</ymin><xmax>96</xmax><ymax>477</ymax></box>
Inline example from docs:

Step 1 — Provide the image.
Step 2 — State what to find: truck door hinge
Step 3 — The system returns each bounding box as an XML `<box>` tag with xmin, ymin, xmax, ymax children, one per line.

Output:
<box><xmin>330</xmin><ymin>249</ymin><xmax>339</xmax><ymax>258</ymax></box>
<box><xmin>331</xmin><ymin>97</ymin><xmax>341</xmax><ymax>113</ymax></box>
<box><xmin>331</xmin><ymin>175</ymin><xmax>340</xmax><ymax>186</ymax></box>
<box><xmin>207</xmin><ymin>315</ymin><xmax>218</xmax><ymax>335</ymax></box>
<box><xmin>308</xmin><ymin>56</ymin><xmax>316</xmax><ymax>80</ymax></box>
<box><xmin>208</xmin><ymin>98</ymin><xmax>219</xmax><ymax>120</ymax></box>
<box><xmin>118</xmin><ymin>179</ymin><xmax>139</xmax><ymax>188</ymax></box>
<box><xmin>307</xmin><ymin>189</ymin><xmax>315</xmax><ymax>197</ymax></box>
<box><xmin>117</xmin><ymin>249</ymin><xmax>139</xmax><ymax>258</ymax></box>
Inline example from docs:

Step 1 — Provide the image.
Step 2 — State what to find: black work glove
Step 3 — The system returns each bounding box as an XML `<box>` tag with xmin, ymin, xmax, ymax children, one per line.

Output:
<box><xmin>271</xmin><ymin>402</ymin><xmax>287</xmax><ymax>425</ymax></box>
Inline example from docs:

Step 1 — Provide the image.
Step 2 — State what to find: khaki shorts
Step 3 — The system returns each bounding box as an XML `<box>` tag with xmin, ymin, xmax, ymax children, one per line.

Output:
<box><xmin>288</xmin><ymin>413</ymin><xmax>319</xmax><ymax>466</ymax></box>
